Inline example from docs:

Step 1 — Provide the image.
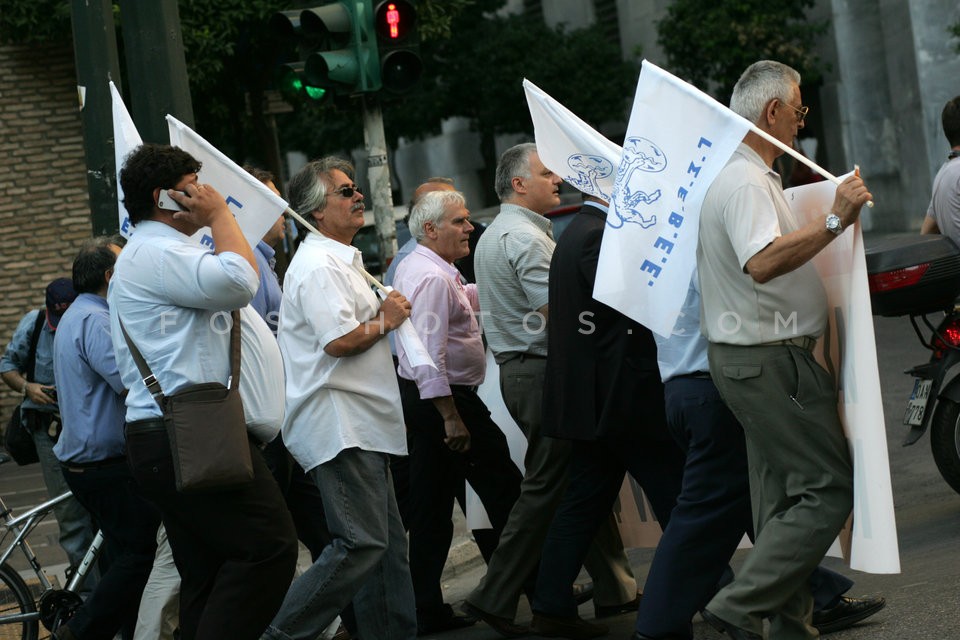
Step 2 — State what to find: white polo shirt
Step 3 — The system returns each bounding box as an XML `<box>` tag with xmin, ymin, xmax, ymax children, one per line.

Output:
<box><xmin>278</xmin><ymin>232</ymin><xmax>406</xmax><ymax>472</ymax></box>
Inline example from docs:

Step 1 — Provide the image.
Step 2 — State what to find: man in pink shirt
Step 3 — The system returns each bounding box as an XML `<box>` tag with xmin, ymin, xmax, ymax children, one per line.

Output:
<box><xmin>394</xmin><ymin>190</ymin><xmax>523</xmax><ymax>635</ymax></box>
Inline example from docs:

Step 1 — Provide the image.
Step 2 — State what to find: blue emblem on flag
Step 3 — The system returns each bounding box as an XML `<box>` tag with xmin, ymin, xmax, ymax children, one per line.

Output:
<box><xmin>565</xmin><ymin>153</ymin><xmax>614</xmax><ymax>201</ymax></box>
<box><xmin>609</xmin><ymin>137</ymin><xmax>666</xmax><ymax>229</ymax></box>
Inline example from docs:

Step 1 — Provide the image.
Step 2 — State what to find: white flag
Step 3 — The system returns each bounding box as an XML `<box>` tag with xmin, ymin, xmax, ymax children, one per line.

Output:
<box><xmin>166</xmin><ymin>115</ymin><xmax>288</xmax><ymax>250</ymax></box>
<box><xmin>110</xmin><ymin>82</ymin><xmax>142</xmax><ymax>239</ymax></box>
<box><xmin>523</xmin><ymin>79</ymin><xmax>622</xmax><ymax>201</ymax></box>
<box><xmin>594</xmin><ymin>60</ymin><xmax>752</xmax><ymax>337</ymax></box>
<box><xmin>785</xmin><ymin>177</ymin><xmax>900</xmax><ymax>574</ymax></box>
<box><xmin>381</xmin><ymin>286</ymin><xmax>437</xmax><ymax>370</ymax></box>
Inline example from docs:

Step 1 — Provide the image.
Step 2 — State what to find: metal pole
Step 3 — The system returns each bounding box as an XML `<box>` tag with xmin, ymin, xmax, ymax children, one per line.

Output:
<box><xmin>69</xmin><ymin>0</ymin><xmax>123</xmax><ymax>236</ymax></box>
<box><xmin>118</xmin><ymin>0</ymin><xmax>195</xmax><ymax>142</ymax></box>
<box><xmin>362</xmin><ymin>94</ymin><xmax>397</xmax><ymax>275</ymax></box>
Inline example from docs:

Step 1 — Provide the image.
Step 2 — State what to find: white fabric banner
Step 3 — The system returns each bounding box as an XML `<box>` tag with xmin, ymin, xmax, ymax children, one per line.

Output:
<box><xmin>523</xmin><ymin>79</ymin><xmax>622</xmax><ymax>201</ymax></box>
<box><xmin>594</xmin><ymin>60</ymin><xmax>752</xmax><ymax>338</ymax></box>
<box><xmin>110</xmin><ymin>82</ymin><xmax>142</xmax><ymax>239</ymax></box>
<box><xmin>166</xmin><ymin>115</ymin><xmax>288</xmax><ymax>250</ymax></box>
<box><xmin>786</xmin><ymin>177</ymin><xmax>901</xmax><ymax>574</ymax></box>
<box><xmin>380</xmin><ymin>286</ymin><xmax>437</xmax><ymax>370</ymax></box>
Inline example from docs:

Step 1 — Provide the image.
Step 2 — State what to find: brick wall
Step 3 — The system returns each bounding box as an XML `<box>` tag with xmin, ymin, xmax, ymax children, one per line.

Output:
<box><xmin>0</xmin><ymin>42</ymin><xmax>92</xmax><ymax>418</ymax></box>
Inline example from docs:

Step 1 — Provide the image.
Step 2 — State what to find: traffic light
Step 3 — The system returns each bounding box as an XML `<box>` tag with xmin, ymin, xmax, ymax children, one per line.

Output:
<box><xmin>374</xmin><ymin>1</ymin><xmax>422</xmax><ymax>94</ymax></box>
<box><xmin>271</xmin><ymin>2</ymin><xmax>381</xmax><ymax>100</ymax></box>
<box><xmin>275</xmin><ymin>62</ymin><xmax>328</xmax><ymax>102</ymax></box>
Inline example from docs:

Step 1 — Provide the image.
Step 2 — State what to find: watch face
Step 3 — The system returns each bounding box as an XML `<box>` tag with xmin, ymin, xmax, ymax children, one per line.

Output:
<box><xmin>826</xmin><ymin>215</ymin><xmax>842</xmax><ymax>234</ymax></box>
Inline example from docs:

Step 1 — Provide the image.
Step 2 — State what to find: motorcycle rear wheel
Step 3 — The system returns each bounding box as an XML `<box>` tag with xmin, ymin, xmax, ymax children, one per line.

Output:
<box><xmin>929</xmin><ymin>398</ymin><xmax>960</xmax><ymax>495</ymax></box>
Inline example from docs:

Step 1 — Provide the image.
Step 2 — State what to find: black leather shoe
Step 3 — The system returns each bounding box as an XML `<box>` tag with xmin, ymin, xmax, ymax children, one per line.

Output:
<box><xmin>812</xmin><ymin>595</ymin><xmax>886</xmax><ymax>634</ymax></box>
<box><xmin>417</xmin><ymin>603</ymin><xmax>477</xmax><ymax>636</ymax></box>
<box><xmin>573</xmin><ymin>581</ymin><xmax>595</xmax><ymax>605</ymax></box>
<box><xmin>700</xmin><ymin>609</ymin><xmax>762</xmax><ymax>640</ymax></box>
<box><xmin>461</xmin><ymin>600</ymin><xmax>530</xmax><ymax>638</ymax></box>
<box><xmin>595</xmin><ymin>592</ymin><xmax>642</xmax><ymax>618</ymax></box>
<box><xmin>531</xmin><ymin>612</ymin><xmax>608</xmax><ymax>639</ymax></box>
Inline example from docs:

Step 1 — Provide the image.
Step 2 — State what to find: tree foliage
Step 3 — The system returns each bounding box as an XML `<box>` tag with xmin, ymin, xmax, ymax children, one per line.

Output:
<box><xmin>2</xmin><ymin>0</ymin><xmax>637</xmax><ymax>191</ymax></box>
<box><xmin>657</xmin><ymin>0</ymin><xmax>828</xmax><ymax>103</ymax></box>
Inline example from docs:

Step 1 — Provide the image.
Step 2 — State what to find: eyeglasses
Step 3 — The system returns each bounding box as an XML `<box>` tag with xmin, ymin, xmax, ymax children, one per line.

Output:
<box><xmin>331</xmin><ymin>184</ymin><xmax>362</xmax><ymax>198</ymax></box>
<box><xmin>784</xmin><ymin>102</ymin><xmax>810</xmax><ymax>124</ymax></box>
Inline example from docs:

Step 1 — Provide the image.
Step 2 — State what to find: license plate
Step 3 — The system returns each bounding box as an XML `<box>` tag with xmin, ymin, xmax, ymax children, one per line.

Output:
<box><xmin>903</xmin><ymin>378</ymin><xmax>933</xmax><ymax>426</ymax></box>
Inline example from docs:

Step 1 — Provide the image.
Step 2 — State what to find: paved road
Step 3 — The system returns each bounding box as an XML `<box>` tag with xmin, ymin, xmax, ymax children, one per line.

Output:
<box><xmin>429</xmin><ymin>314</ymin><xmax>960</xmax><ymax>639</ymax></box>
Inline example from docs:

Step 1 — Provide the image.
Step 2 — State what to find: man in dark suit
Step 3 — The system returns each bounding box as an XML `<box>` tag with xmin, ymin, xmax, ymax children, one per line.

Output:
<box><xmin>529</xmin><ymin>193</ymin><xmax>685</xmax><ymax>639</ymax></box>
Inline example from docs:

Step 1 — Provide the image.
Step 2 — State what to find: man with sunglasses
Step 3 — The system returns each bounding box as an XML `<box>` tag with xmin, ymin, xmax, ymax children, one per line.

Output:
<box><xmin>267</xmin><ymin>157</ymin><xmax>417</xmax><ymax>640</ymax></box>
<box><xmin>696</xmin><ymin>60</ymin><xmax>872</xmax><ymax>640</ymax></box>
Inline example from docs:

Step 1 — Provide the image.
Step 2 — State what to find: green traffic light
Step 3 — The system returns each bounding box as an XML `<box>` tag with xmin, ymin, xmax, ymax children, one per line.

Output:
<box><xmin>304</xmin><ymin>85</ymin><xmax>326</xmax><ymax>100</ymax></box>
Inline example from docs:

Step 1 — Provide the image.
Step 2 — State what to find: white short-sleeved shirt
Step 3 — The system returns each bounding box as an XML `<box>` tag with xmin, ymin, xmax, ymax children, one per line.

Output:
<box><xmin>697</xmin><ymin>144</ymin><xmax>827</xmax><ymax>345</ymax></box>
<box><xmin>278</xmin><ymin>232</ymin><xmax>406</xmax><ymax>472</ymax></box>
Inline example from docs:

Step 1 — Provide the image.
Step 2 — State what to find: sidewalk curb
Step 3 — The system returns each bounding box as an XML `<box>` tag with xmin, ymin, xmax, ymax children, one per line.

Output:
<box><xmin>441</xmin><ymin>536</ymin><xmax>483</xmax><ymax>581</ymax></box>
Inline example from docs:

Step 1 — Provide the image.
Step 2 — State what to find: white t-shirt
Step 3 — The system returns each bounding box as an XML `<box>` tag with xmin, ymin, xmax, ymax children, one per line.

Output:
<box><xmin>238</xmin><ymin>305</ymin><xmax>284</xmax><ymax>443</ymax></box>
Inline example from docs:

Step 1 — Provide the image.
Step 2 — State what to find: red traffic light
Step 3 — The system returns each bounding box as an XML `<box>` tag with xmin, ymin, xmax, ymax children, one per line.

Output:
<box><xmin>375</xmin><ymin>0</ymin><xmax>415</xmax><ymax>42</ymax></box>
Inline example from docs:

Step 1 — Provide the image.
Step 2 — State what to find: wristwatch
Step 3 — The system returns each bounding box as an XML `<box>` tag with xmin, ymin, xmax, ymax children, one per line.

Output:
<box><xmin>825</xmin><ymin>213</ymin><xmax>843</xmax><ymax>236</ymax></box>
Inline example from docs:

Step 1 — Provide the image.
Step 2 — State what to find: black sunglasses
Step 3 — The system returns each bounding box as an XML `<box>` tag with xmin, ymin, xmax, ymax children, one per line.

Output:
<box><xmin>331</xmin><ymin>184</ymin><xmax>362</xmax><ymax>198</ymax></box>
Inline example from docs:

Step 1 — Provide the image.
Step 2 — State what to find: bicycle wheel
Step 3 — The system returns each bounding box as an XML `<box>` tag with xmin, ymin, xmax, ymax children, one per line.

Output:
<box><xmin>0</xmin><ymin>561</ymin><xmax>39</xmax><ymax>640</ymax></box>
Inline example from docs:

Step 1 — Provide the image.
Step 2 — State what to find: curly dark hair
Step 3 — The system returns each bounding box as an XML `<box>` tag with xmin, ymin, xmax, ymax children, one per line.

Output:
<box><xmin>119</xmin><ymin>144</ymin><xmax>202</xmax><ymax>225</ymax></box>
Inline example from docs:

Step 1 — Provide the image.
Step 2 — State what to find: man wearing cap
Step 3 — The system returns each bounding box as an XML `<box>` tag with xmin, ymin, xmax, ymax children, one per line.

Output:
<box><xmin>1</xmin><ymin>277</ymin><xmax>97</xmax><ymax>576</ymax></box>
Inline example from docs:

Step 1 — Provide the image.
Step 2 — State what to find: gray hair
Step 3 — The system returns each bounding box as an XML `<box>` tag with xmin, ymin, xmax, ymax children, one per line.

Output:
<box><xmin>729</xmin><ymin>60</ymin><xmax>801</xmax><ymax>123</ymax></box>
<box><xmin>286</xmin><ymin>156</ymin><xmax>355</xmax><ymax>223</ymax></box>
<box><xmin>408</xmin><ymin>190</ymin><xmax>467</xmax><ymax>241</ymax></box>
<box><xmin>494</xmin><ymin>142</ymin><xmax>537</xmax><ymax>202</ymax></box>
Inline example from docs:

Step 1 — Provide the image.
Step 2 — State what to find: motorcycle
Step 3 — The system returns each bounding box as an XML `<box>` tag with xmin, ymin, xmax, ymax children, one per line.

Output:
<box><xmin>867</xmin><ymin>233</ymin><xmax>960</xmax><ymax>494</ymax></box>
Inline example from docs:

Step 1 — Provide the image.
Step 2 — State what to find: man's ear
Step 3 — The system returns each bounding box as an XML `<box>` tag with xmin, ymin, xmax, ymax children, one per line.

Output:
<box><xmin>511</xmin><ymin>175</ymin><xmax>526</xmax><ymax>195</ymax></box>
<box><xmin>764</xmin><ymin>98</ymin><xmax>780</xmax><ymax>127</ymax></box>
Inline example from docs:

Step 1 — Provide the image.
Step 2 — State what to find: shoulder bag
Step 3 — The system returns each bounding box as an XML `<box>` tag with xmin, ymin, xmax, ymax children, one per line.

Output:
<box><xmin>120</xmin><ymin>310</ymin><xmax>254</xmax><ymax>492</ymax></box>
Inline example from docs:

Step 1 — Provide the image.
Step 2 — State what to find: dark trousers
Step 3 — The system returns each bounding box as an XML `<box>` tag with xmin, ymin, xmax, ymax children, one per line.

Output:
<box><xmin>125</xmin><ymin>423</ymin><xmax>299</xmax><ymax>640</ymax></box>
<box><xmin>261</xmin><ymin>437</ymin><xmax>332</xmax><ymax>561</ymax></box>
<box><xmin>60</xmin><ymin>458</ymin><xmax>160</xmax><ymax>640</ymax></box>
<box><xmin>399</xmin><ymin>380</ymin><xmax>523</xmax><ymax>615</ymax></box>
<box><xmin>635</xmin><ymin>376</ymin><xmax>852</xmax><ymax>638</ymax></box>
<box><xmin>532</xmin><ymin>431</ymin><xmax>684</xmax><ymax>617</ymax></box>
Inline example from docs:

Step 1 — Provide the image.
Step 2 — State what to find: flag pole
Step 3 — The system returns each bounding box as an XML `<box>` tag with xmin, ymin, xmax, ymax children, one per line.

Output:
<box><xmin>284</xmin><ymin>207</ymin><xmax>389</xmax><ymax>292</ymax></box>
<box><xmin>749</xmin><ymin>124</ymin><xmax>875</xmax><ymax>208</ymax></box>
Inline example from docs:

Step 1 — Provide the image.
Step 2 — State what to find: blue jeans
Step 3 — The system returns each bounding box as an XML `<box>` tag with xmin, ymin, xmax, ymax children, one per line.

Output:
<box><xmin>264</xmin><ymin>447</ymin><xmax>417</xmax><ymax>640</ymax></box>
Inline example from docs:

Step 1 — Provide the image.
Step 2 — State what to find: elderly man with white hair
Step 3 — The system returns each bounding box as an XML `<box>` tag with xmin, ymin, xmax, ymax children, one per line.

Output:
<box><xmin>394</xmin><ymin>190</ymin><xmax>523</xmax><ymax>636</ymax></box>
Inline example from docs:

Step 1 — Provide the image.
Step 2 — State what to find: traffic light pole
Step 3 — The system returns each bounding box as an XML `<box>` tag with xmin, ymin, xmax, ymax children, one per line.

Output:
<box><xmin>70</xmin><ymin>0</ymin><xmax>123</xmax><ymax>236</ymax></box>
<box><xmin>362</xmin><ymin>95</ymin><xmax>397</xmax><ymax>272</ymax></box>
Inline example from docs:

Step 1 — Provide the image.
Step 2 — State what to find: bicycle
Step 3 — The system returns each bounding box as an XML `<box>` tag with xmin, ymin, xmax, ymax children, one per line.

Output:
<box><xmin>0</xmin><ymin>472</ymin><xmax>103</xmax><ymax>640</ymax></box>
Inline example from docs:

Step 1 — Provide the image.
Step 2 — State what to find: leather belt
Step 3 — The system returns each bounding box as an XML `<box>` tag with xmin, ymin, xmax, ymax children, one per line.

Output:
<box><xmin>764</xmin><ymin>336</ymin><xmax>816</xmax><ymax>351</ymax></box>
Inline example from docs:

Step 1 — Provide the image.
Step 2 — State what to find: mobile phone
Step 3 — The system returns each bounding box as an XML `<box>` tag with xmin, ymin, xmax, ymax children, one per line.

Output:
<box><xmin>157</xmin><ymin>190</ymin><xmax>187</xmax><ymax>212</ymax></box>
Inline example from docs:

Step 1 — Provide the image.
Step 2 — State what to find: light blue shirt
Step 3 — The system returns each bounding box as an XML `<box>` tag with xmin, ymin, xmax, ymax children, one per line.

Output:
<box><xmin>0</xmin><ymin>309</ymin><xmax>58</xmax><ymax>413</ymax></box>
<box><xmin>108</xmin><ymin>220</ymin><xmax>259</xmax><ymax>422</ymax></box>
<box><xmin>52</xmin><ymin>293</ymin><xmax>126</xmax><ymax>463</ymax></box>
<box><xmin>251</xmin><ymin>241</ymin><xmax>283</xmax><ymax>335</ymax></box>
<box><xmin>385</xmin><ymin>236</ymin><xmax>418</xmax><ymax>287</ymax></box>
<box><xmin>654</xmin><ymin>270</ymin><xmax>710</xmax><ymax>382</ymax></box>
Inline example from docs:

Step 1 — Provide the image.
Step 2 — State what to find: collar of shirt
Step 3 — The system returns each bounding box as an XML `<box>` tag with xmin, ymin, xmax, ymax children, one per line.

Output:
<box><xmin>410</xmin><ymin>243</ymin><xmax>461</xmax><ymax>282</ymax></box>
<box><xmin>133</xmin><ymin>219</ymin><xmax>190</xmax><ymax>241</ymax></box>
<box><xmin>499</xmin><ymin>202</ymin><xmax>554</xmax><ymax>237</ymax></box>
<box><xmin>735</xmin><ymin>142</ymin><xmax>781</xmax><ymax>180</ymax></box>
<box><xmin>256</xmin><ymin>240</ymin><xmax>276</xmax><ymax>262</ymax></box>
<box><xmin>305</xmin><ymin>231</ymin><xmax>364</xmax><ymax>270</ymax></box>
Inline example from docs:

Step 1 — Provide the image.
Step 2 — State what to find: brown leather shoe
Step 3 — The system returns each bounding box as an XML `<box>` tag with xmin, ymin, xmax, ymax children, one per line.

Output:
<box><xmin>530</xmin><ymin>612</ymin><xmax>609</xmax><ymax>639</ymax></box>
<box><xmin>461</xmin><ymin>600</ymin><xmax>530</xmax><ymax>638</ymax></box>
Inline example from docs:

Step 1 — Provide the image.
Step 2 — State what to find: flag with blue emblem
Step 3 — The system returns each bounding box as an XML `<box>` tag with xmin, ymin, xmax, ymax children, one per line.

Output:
<box><xmin>594</xmin><ymin>60</ymin><xmax>752</xmax><ymax>337</ymax></box>
<box><xmin>166</xmin><ymin>115</ymin><xmax>288</xmax><ymax>251</ymax></box>
<box><xmin>110</xmin><ymin>82</ymin><xmax>142</xmax><ymax>239</ymax></box>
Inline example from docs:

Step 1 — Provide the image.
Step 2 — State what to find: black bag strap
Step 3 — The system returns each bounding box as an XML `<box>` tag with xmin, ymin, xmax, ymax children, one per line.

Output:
<box><xmin>119</xmin><ymin>310</ymin><xmax>241</xmax><ymax>406</ymax></box>
<box><xmin>24</xmin><ymin>308</ymin><xmax>46</xmax><ymax>383</ymax></box>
